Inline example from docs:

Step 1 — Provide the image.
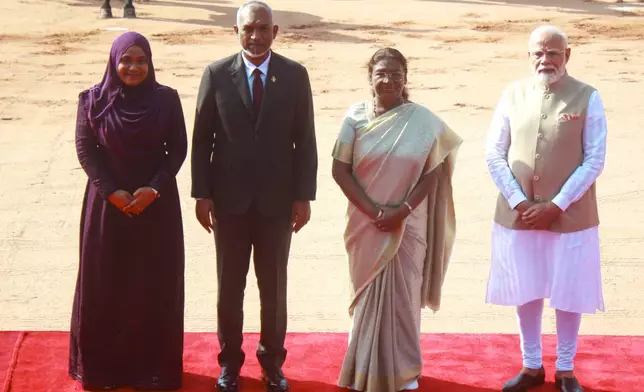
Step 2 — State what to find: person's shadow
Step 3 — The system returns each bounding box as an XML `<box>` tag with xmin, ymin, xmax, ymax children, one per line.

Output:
<box><xmin>164</xmin><ymin>371</ymin><xmax>616</xmax><ymax>391</ymax></box>
<box><xmin>263</xmin><ymin>376</ymin><xmax>610</xmax><ymax>391</ymax></box>
<box><xmin>293</xmin><ymin>376</ymin><xmax>499</xmax><ymax>391</ymax></box>
<box><xmin>181</xmin><ymin>375</ymin><xmax>500</xmax><ymax>391</ymax></box>
<box><xmin>58</xmin><ymin>0</ymin><xmax>446</xmax><ymax>44</ymax></box>
<box><xmin>178</xmin><ymin>372</ymin><xmax>218</xmax><ymax>390</ymax></box>
<box><xmin>414</xmin><ymin>0</ymin><xmax>638</xmax><ymax>17</ymax></box>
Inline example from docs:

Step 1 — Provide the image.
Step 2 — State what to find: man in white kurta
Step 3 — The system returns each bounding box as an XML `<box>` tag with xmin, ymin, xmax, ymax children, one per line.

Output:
<box><xmin>485</xmin><ymin>26</ymin><xmax>607</xmax><ymax>392</ymax></box>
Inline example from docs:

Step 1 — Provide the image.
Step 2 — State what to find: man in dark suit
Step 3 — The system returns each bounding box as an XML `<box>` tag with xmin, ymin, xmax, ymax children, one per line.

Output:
<box><xmin>190</xmin><ymin>1</ymin><xmax>317</xmax><ymax>391</ymax></box>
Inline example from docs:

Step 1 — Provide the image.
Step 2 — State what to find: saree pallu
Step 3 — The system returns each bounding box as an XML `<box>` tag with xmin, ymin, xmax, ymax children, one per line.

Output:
<box><xmin>332</xmin><ymin>101</ymin><xmax>462</xmax><ymax>391</ymax></box>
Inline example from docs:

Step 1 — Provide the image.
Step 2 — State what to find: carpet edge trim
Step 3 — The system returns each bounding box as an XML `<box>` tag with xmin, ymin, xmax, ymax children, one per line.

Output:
<box><xmin>2</xmin><ymin>331</ymin><xmax>27</xmax><ymax>392</ymax></box>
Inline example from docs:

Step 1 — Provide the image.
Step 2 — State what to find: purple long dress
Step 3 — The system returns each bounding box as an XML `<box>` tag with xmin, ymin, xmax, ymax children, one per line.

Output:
<box><xmin>68</xmin><ymin>32</ymin><xmax>187</xmax><ymax>390</ymax></box>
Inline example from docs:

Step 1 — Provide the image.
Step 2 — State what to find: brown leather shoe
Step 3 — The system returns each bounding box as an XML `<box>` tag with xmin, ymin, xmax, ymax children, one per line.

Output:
<box><xmin>502</xmin><ymin>366</ymin><xmax>546</xmax><ymax>392</ymax></box>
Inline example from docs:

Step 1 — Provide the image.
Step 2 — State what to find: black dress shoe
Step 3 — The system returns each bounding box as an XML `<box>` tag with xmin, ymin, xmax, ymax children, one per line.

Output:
<box><xmin>261</xmin><ymin>369</ymin><xmax>289</xmax><ymax>392</ymax></box>
<box><xmin>216</xmin><ymin>367</ymin><xmax>239</xmax><ymax>392</ymax></box>
<box><xmin>502</xmin><ymin>367</ymin><xmax>546</xmax><ymax>392</ymax></box>
<box><xmin>555</xmin><ymin>375</ymin><xmax>584</xmax><ymax>392</ymax></box>
<box><xmin>82</xmin><ymin>386</ymin><xmax>120</xmax><ymax>391</ymax></box>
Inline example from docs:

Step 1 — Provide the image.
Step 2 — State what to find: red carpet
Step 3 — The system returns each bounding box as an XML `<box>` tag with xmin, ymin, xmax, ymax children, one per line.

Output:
<box><xmin>1</xmin><ymin>332</ymin><xmax>643</xmax><ymax>391</ymax></box>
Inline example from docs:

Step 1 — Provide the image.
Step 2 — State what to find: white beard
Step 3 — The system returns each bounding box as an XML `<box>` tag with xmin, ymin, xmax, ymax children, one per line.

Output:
<box><xmin>534</xmin><ymin>66</ymin><xmax>565</xmax><ymax>85</ymax></box>
<box><xmin>242</xmin><ymin>47</ymin><xmax>269</xmax><ymax>59</ymax></box>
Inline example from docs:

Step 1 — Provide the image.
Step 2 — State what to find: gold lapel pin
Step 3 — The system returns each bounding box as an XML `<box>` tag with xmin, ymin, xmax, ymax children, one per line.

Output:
<box><xmin>271</xmin><ymin>76</ymin><xmax>277</xmax><ymax>83</ymax></box>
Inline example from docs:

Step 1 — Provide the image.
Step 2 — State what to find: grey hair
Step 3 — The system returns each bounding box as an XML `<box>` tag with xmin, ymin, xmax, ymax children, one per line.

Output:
<box><xmin>529</xmin><ymin>25</ymin><xmax>569</xmax><ymax>48</ymax></box>
<box><xmin>236</xmin><ymin>1</ymin><xmax>273</xmax><ymax>26</ymax></box>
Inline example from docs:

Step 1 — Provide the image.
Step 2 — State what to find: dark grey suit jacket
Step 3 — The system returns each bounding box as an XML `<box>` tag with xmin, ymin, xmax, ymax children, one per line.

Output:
<box><xmin>191</xmin><ymin>51</ymin><xmax>318</xmax><ymax>217</ymax></box>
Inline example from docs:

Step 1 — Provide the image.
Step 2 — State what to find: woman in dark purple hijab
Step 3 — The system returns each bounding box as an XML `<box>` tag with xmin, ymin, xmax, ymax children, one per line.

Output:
<box><xmin>69</xmin><ymin>31</ymin><xmax>187</xmax><ymax>391</ymax></box>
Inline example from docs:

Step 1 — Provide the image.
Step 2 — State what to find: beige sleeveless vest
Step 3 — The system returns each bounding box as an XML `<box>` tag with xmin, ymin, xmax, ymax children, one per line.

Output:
<box><xmin>493</xmin><ymin>74</ymin><xmax>600</xmax><ymax>233</ymax></box>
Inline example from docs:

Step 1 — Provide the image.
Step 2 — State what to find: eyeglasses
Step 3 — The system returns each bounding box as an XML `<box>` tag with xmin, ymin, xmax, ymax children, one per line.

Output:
<box><xmin>373</xmin><ymin>72</ymin><xmax>404</xmax><ymax>81</ymax></box>
<box><xmin>530</xmin><ymin>49</ymin><xmax>565</xmax><ymax>60</ymax></box>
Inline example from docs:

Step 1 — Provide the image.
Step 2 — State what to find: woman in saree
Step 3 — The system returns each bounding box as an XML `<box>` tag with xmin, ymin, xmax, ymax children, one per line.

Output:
<box><xmin>331</xmin><ymin>48</ymin><xmax>463</xmax><ymax>392</ymax></box>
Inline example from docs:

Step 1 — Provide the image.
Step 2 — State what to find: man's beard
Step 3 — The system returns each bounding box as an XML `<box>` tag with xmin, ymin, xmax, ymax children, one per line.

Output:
<box><xmin>534</xmin><ymin>66</ymin><xmax>565</xmax><ymax>85</ymax></box>
<box><xmin>241</xmin><ymin>39</ymin><xmax>270</xmax><ymax>59</ymax></box>
<box><xmin>242</xmin><ymin>48</ymin><xmax>269</xmax><ymax>58</ymax></box>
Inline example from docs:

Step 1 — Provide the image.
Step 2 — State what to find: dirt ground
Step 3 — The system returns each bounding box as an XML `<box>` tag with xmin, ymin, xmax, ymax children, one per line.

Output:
<box><xmin>1</xmin><ymin>0</ymin><xmax>643</xmax><ymax>336</ymax></box>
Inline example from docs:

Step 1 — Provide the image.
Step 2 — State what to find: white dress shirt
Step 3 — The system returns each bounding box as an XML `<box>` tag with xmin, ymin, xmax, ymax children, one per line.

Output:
<box><xmin>241</xmin><ymin>50</ymin><xmax>271</xmax><ymax>100</ymax></box>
